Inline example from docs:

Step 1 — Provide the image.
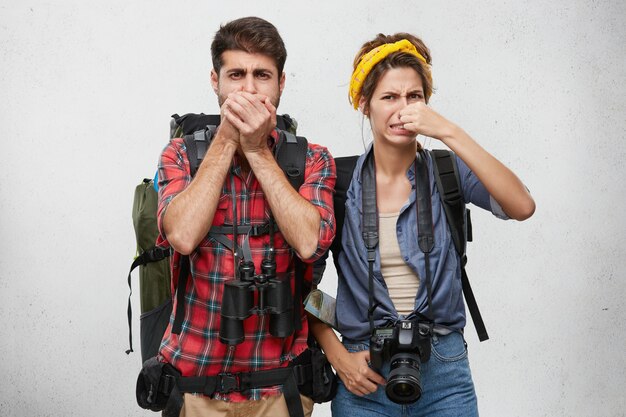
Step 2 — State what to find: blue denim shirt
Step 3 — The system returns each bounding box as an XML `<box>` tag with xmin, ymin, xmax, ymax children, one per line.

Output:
<box><xmin>336</xmin><ymin>147</ymin><xmax>509</xmax><ymax>341</ymax></box>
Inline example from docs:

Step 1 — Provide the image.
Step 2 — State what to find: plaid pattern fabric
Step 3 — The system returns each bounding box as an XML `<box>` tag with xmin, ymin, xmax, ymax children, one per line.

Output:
<box><xmin>155</xmin><ymin>130</ymin><xmax>336</xmax><ymax>401</ymax></box>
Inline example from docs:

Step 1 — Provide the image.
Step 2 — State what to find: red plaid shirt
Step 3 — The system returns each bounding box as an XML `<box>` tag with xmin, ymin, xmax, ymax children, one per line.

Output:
<box><xmin>155</xmin><ymin>130</ymin><xmax>335</xmax><ymax>401</ymax></box>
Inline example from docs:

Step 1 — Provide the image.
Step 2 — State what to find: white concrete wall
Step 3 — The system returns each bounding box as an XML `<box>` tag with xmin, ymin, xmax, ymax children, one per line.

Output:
<box><xmin>1</xmin><ymin>1</ymin><xmax>625</xmax><ymax>416</ymax></box>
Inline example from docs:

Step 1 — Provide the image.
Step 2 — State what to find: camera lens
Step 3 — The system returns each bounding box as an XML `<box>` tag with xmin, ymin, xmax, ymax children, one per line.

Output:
<box><xmin>385</xmin><ymin>352</ymin><xmax>422</xmax><ymax>404</ymax></box>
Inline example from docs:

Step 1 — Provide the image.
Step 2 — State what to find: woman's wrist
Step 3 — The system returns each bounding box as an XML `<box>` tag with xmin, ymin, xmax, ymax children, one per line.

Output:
<box><xmin>439</xmin><ymin>122</ymin><xmax>465</xmax><ymax>145</ymax></box>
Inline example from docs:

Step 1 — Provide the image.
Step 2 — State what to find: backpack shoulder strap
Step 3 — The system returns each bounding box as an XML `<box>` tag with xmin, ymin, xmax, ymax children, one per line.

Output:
<box><xmin>312</xmin><ymin>155</ymin><xmax>359</xmax><ymax>286</ymax></box>
<box><xmin>170</xmin><ymin>127</ymin><xmax>216</xmax><ymax>335</ymax></box>
<box><xmin>273</xmin><ymin>129</ymin><xmax>308</xmax><ymax>333</ymax></box>
<box><xmin>182</xmin><ymin>126</ymin><xmax>218</xmax><ymax>177</ymax></box>
<box><xmin>430</xmin><ymin>149</ymin><xmax>488</xmax><ymax>341</ymax></box>
<box><xmin>331</xmin><ymin>155</ymin><xmax>359</xmax><ymax>258</ymax></box>
<box><xmin>430</xmin><ymin>149</ymin><xmax>467</xmax><ymax>260</ymax></box>
<box><xmin>274</xmin><ymin>129</ymin><xmax>308</xmax><ymax>190</ymax></box>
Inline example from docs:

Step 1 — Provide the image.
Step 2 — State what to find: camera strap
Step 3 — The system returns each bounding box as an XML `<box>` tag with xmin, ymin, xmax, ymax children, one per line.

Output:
<box><xmin>413</xmin><ymin>154</ymin><xmax>435</xmax><ymax>319</ymax></box>
<box><xmin>361</xmin><ymin>149</ymin><xmax>435</xmax><ymax>336</ymax></box>
<box><xmin>361</xmin><ymin>151</ymin><xmax>380</xmax><ymax>334</ymax></box>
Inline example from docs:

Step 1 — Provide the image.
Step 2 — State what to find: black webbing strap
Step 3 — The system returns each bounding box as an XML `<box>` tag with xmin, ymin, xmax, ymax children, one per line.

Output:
<box><xmin>462</xmin><ymin>268</ymin><xmax>488</xmax><ymax>341</ymax></box>
<box><xmin>209</xmin><ymin>224</ymin><xmax>272</xmax><ymax>237</ymax></box>
<box><xmin>183</xmin><ymin>126</ymin><xmax>218</xmax><ymax>177</ymax></box>
<box><xmin>210</xmin><ymin>223</ymin><xmax>266</xmax><ymax>260</ymax></box>
<box><xmin>274</xmin><ymin>130</ymin><xmax>308</xmax><ymax>333</ymax></box>
<box><xmin>431</xmin><ymin>149</ymin><xmax>488</xmax><ymax>341</ymax></box>
<box><xmin>126</xmin><ymin>246</ymin><xmax>171</xmax><ymax>354</ymax></box>
<box><xmin>283</xmin><ymin>371</ymin><xmax>305</xmax><ymax>417</ymax></box>
<box><xmin>414</xmin><ymin>153</ymin><xmax>435</xmax><ymax>320</ymax></box>
<box><xmin>293</xmin><ymin>259</ymin><xmax>305</xmax><ymax>332</ymax></box>
<box><xmin>231</xmin><ymin>174</ymin><xmax>240</xmax><ymax>274</ymax></box>
<box><xmin>181</xmin><ymin>363</ymin><xmax>310</xmax><ymax>390</ymax></box>
<box><xmin>176</xmin><ymin>364</ymin><xmax>311</xmax><ymax>417</ymax></box>
<box><xmin>431</xmin><ymin>150</ymin><xmax>466</xmax><ymax>257</ymax></box>
<box><xmin>361</xmin><ymin>152</ymin><xmax>379</xmax><ymax>335</ymax></box>
<box><xmin>208</xmin><ymin>175</ymin><xmax>255</xmax><ymax>265</ymax></box>
<box><xmin>275</xmin><ymin>130</ymin><xmax>308</xmax><ymax>190</ymax></box>
<box><xmin>172</xmin><ymin>255</ymin><xmax>190</xmax><ymax>335</ymax></box>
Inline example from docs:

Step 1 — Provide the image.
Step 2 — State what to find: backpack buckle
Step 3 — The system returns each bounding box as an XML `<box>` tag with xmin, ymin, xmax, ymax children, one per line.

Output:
<box><xmin>160</xmin><ymin>374</ymin><xmax>177</xmax><ymax>395</ymax></box>
<box><xmin>218</xmin><ymin>373</ymin><xmax>240</xmax><ymax>394</ymax></box>
<box><xmin>250</xmin><ymin>224</ymin><xmax>270</xmax><ymax>236</ymax></box>
<box><xmin>292</xmin><ymin>364</ymin><xmax>306</xmax><ymax>386</ymax></box>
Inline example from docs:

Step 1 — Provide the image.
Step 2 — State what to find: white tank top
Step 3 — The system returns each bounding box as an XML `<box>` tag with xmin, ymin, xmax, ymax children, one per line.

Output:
<box><xmin>378</xmin><ymin>212</ymin><xmax>420</xmax><ymax>316</ymax></box>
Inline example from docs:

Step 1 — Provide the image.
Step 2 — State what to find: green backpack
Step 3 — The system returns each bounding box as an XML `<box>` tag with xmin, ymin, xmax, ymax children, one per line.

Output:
<box><xmin>128</xmin><ymin>179</ymin><xmax>173</xmax><ymax>360</ymax></box>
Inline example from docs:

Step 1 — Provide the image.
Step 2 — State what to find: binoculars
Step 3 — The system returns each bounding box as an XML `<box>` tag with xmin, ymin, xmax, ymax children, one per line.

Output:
<box><xmin>219</xmin><ymin>259</ymin><xmax>294</xmax><ymax>345</ymax></box>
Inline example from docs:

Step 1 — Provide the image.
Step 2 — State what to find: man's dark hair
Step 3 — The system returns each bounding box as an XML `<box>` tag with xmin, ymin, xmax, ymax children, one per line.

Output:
<box><xmin>211</xmin><ymin>16</ymin><xmax>287</xmax><ymax>74</ymax></box>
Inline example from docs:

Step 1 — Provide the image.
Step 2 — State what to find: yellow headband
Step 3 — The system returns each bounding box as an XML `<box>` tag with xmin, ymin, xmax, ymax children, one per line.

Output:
<box><xmin>349</xmin><ymin>39</ymin><xmax>431</xmax><ymax>110</ymax></box>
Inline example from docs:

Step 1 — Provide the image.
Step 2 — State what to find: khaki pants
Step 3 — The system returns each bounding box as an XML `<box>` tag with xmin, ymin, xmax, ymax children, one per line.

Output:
<box><xmin>179</xmin><ymin>393</ymin><xmax>314</xmax><ymax>417</ymax></box>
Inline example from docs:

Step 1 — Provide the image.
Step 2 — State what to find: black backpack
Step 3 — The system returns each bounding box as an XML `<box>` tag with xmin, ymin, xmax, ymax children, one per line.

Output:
<box><xmin>126</xmin><ymin>113</ymin><xmax>308</xmax><ymax>361</ymax></box>
<box><xmin>324</xmin><ymin>150</ymin><xmax>488</xmax><ymax>341</ymax></box>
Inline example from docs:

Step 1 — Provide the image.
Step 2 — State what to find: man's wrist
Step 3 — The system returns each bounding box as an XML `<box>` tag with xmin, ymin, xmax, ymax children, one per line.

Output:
<box><xmin>243</xmin><ymin>145</ymin><xmax>274</xmax><ymax>162</ymax></box>
<box><xmin>212</xmin><ymin>130</ymin><xmax>239</xmax><ymax>152</ymax></box>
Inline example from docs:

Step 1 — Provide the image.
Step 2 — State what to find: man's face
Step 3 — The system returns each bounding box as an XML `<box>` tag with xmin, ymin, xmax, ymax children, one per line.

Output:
<box><xmin>211</xmin><ymin>50</ymin><xmax>285</xmax><ymax>108</ymax></box>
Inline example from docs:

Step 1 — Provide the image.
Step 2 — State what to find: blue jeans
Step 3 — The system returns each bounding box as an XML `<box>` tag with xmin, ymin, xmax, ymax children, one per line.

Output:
<box><xmin>331</xmin><ymin>332</ymin><xmax>478</xmax><ymax>417</ymax></box>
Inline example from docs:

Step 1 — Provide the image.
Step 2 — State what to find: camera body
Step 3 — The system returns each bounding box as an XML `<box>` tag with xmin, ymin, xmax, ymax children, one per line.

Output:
<box><xmin>219</xmin><ymin>259</ymin><xmax>294</xmax><ymax>345</ymax></box>
<box><xmin>369</xmin><ymin>319</ymin><xmax>432</xmax><ymax>404</ymax></box>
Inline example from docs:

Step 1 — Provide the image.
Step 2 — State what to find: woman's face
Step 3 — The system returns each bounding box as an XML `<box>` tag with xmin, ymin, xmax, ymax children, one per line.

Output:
<box><xmin>365</xmin><ymin>67</ymin><xmax>425</xmax><ymax>147</ymax></box>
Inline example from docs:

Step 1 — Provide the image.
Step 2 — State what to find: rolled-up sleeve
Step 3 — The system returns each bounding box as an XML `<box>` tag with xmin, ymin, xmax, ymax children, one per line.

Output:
<box><xmin>298</xmin><ymin>144</ymin><xmax>336</xmax><ymax>262</ymax></box>
<box><xmin>456</xmin><ymin>155</ymin><xmax>510</xmax><ymax>220</ymax></box>
<box><xmin>155</xmin><ymin>138</ymin><xmax>191</xmax><ymax>246</ymax></box>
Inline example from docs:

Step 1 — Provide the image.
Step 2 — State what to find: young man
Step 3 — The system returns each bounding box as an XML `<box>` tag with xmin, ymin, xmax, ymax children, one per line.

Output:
<box><xmin>156</xmin><ymin>16</ymin><xmax>336</xmax><ymax>417</ymax></box>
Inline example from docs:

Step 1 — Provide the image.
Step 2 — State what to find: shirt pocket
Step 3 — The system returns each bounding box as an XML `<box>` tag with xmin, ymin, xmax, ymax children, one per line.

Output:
<box><xmin>213</xmin><ymin>194</ymin><xmax>231</xmax><ymax>225</ymax></box>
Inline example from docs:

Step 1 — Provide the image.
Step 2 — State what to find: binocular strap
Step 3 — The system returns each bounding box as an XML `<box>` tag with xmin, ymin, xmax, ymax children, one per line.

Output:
<box><xmin>208</xmin><ymin>231</ymin><xmax>253</xmax><ymax>263</ymax></box>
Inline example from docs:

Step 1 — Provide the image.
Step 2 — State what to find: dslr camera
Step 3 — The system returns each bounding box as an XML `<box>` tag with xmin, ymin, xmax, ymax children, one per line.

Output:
<box><xmin>369</xmin><ymin>319</ymin><xmax>432</xmax><ymax>404</ymax></box>
<box><xmin>219</xmin><ymin>259</ymin><xmax>294</xmax><ymax>345</ymax></box>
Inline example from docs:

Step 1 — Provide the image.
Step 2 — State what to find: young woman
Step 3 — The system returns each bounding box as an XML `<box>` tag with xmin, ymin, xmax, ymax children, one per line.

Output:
<box><xmin>310</xmin><ymin>33</ymin><xmax>535</xmax><ymax>417</ymax></box>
